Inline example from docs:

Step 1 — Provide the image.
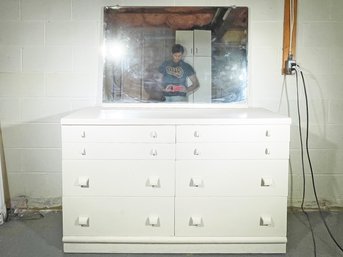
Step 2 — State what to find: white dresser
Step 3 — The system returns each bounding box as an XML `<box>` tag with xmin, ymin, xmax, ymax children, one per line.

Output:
<box><xmin>61</xmin><ymin>107</ymin><xmax>291</xmax><ymax>253</ymax></box>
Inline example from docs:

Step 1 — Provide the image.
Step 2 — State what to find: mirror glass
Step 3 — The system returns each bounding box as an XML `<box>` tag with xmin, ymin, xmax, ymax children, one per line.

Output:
<box><xmin>103</xmin><ymin>6</ymin><xmax>248</xmax><ymax>104</ymax></box>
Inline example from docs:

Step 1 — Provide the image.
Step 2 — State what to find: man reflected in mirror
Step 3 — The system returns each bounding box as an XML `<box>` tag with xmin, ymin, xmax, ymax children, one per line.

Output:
<box><xmin>157</xmin><ymin>44</ymin><xmax>200</xmax><ymax>102</ymax></box>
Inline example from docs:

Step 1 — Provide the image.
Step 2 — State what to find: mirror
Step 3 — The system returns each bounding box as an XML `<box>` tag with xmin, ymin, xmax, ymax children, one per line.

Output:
<box><xmin>103</xmin><ymin>6</ymin><xmax>248</xmax><ymax>104</ymax></box>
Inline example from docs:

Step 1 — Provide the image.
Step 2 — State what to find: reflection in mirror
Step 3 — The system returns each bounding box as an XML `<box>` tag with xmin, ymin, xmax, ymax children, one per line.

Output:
<box><xmin>103</xmin><ymin>6</ymin><xmax>248</xmax><ymax>104</ymax></box>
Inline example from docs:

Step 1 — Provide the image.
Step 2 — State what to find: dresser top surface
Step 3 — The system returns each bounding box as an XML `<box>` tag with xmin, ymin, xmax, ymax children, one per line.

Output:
<box><xmin>61</xmin><ymin>107</ymin><xmax>291</xmax><ymax>125</ymax></box>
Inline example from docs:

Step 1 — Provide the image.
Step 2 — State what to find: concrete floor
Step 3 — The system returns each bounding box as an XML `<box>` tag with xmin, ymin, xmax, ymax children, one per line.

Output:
<box><xmin>0</xmin><ymin>210</ymin><xmax>343</xmax><ymax>257</ymax></box>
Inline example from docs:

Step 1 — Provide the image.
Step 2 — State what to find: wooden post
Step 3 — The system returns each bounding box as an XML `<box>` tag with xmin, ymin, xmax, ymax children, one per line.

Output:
<box><xmin>282</xmin><ymin>0</ymin><xmax>297</xmax><ymax>74</ymax></box>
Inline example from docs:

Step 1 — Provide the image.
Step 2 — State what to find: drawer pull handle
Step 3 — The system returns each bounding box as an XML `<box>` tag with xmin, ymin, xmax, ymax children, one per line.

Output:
<box><xmin>265</xmin><ymin>130</ymin><xmax>271</xmax><ymax>137</ymax></box>
<box><xmin>265</xmin><ymin>148</ymin><xmax>270</xmax><ymax>155</ymax></box>
<box><xmin>190</xmin><ymin>178</ymin><xmax>203</xmax><ymax>187</ymax></box>
<box><xmin>81</xmin><ymin>149</ymin><xmax>86</xmax><ymax>156</ymax></box>
<box><xmin>261</xmin><ymin>178</ymin><xmax>273</xmax><ymax>187</ymax></box>
<box><xmin>193</xmin><ymin>149</ymin><xmax>200</xmax><ymax>156</ymax></box>
<box><xmin>81</xmin><ymin>131</ymin><xmax>86</xmax><ymax>138</ymax></box>
<box><xmin>147</xmin><ymin>176</ymin><xmax>160</xmax><ymax>187</ymax></box>
<box><xmin>189</xmin><ymin>216</ymin><xmax>203</xmax><ymax>226</ymax></box>
<box><xmin>78</xmin><ymin>177</ymin><xmax>89</xmax><ymax>188</ymax></box>
<box><xmin>194</xmin><ymin>131</ymin><xmax>200</xmax><ymax>138</ymax></box>
<box><xmin>78</xmin><ymin>216</ymin><xmax>89</xmax><ymax>227</ymax></box>
<box><xmin>150</xmin><ymin>149</ymin><xmax>158</xmax><ymax>156</ymax></box>
<box><xmin>260</xmin><ymin>216</ymin><xmax>272</xmax><ymax>226</ymax></box>
<box><xmin>146</xmin><ymin>216</ymin><xmax>160</xmax><ymax>226</ymax></box>
<box><xmin>150</xmin><ymin>131</ymin><xmax>158</xmax><ymax>138</ymax></box>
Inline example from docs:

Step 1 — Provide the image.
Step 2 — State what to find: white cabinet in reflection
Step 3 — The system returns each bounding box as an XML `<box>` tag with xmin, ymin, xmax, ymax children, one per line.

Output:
<box><xmin>176</xmin><ymin>30</ymin><xmax>212</xmax><ymax>103</ymax></box>
<box><xmin>176</xmin><ymin>30</ymin><xmax>211</xmax><ymax>57</ymax></box>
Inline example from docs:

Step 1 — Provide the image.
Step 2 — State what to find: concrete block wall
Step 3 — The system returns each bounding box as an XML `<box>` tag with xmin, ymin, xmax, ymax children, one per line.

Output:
<box><xmin>0</xmin><ymin>0</ymin><xmax>100</xmax><ymax>207</ymax></box>
<box><xmin>285</xmin><ymin>0</ymin><xmax>343</xmax><ymax>207</ymax></box>
<box><xmin>0</xmin><ymin>0</ymin><xmax>342</xmax><ymax>208</ymax></box>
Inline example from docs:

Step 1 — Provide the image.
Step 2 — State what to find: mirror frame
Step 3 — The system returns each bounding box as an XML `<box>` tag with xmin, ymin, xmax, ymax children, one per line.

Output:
<box><xmin>98</xmin><ymin>3</ymin><xmax>251</xmax><ymax>109</ymax></box>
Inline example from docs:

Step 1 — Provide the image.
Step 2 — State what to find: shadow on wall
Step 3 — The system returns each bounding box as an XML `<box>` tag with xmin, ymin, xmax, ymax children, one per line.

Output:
<box><xmin>288</xmin><ymin>123</ymin><xmax>340</xmax><ymax>207</ymax></box>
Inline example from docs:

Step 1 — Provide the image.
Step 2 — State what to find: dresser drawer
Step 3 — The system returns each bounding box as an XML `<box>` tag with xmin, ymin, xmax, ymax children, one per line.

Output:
<box><xmin>175</xmin><ymin>197</ymin><xmax>287</xmax><ymax>237</ymax></box>
<box><xmin>62</xmin><ymin>143</ymin><xmax>175</xmax><ymax>160</ymax></box>
<box><xmin>176</xmin><ymin>160</ymin><xmax>288</xmax><ymax>196</ymax></box>
<box><xmin>62</xmin><ymin>125</ymin><xmax>175</xmax><ymax>143</ymax></box>
<box><xmin>63</xmin><ymin>160</ymin><xmax>175</xmax><ymax>196</ymax></box>
<box><xmin>176</xmin><ymin>125</ymin><xmax>290</xmax><ymax>142</ymax></box>
<box><xmin>63</xmin><ymin>197</ymin><xmax>174</xmax><ymax>237</ymax></box>
<box><xmin>176</xmin><ymin>142</ymin><xmax>289</xmax><ymax>160</ymax></box>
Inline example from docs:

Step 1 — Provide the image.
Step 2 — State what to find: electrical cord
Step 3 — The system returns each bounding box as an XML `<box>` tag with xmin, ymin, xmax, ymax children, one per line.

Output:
<box><xmin>295</xmin><ymin>69</ymin><xmax>317</xmax><ymax>257</ymax></box>
<box><xmin>294</xmin><ymin>64</ymin><xmax>343</xmax><ymax>253</ymax></box>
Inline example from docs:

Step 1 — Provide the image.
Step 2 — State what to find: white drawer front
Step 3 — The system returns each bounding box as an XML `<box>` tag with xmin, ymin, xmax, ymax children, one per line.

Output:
<box><xmin>62</xmin><ymin>125</ymin><xmax>175</xmax><ymax>143</ymax></box>
<box><xmin>175</xmin><ymin>197</ymin><xmax>287</xmax><ymax>237</ymax></box>
<box><xmin>176</xmin><ymin>142</ymin><xmax>289</xmax><ymax>160</ymax></box>
<box><xmin>176</xmin><ymin>160</ymin><xmax>288</xmax><ymax>196</ymax></box>
<box><xmin>63</xmin><ymin>143</ymin><xmax>175</xmax><ymax>160</ymax></box>
<box><xmin>63</xmin><ymin>160</ymin><xmax>175</xmax><ymax>196</ymax></box>
<box><xmin>177</xmin><ymin>125</ymin><xmax>290</xmax><ymax>142</ymax></box>
<box><xmin>63</xmin><ymin>197</ymin><xmax>174</xmax><ymax>237</ymax></box>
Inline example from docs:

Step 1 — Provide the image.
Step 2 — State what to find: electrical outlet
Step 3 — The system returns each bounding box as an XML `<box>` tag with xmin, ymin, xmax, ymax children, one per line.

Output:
<box><xmin>285</xmin><ymin>58</ymin><xmax>296</xmax><ymax>75</ymax></box>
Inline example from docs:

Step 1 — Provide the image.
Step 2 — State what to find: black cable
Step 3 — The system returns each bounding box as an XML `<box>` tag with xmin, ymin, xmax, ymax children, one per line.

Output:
<box><xmin>295</xmin><ymin>69</ymin><xmax>317</xmax><ymax>257</ymax></box>
<box><xmin>296</xmin><ymin>65</ymin><xmax>343</xmax><ymax>253</ymax></box>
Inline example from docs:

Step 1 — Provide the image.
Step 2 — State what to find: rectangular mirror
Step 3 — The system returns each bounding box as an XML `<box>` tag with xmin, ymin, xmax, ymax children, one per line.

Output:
<box><xmin>103</xmin><ymin>6</ymin><xmax>248</xmax><ymax>104</ymax></box>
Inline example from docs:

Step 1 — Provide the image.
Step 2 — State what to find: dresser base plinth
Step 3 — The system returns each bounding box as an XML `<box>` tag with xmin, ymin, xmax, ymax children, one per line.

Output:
<box><xmin>63</xmin><ymin>238</ymin><xmax>286</xmax><ymax>253</ymax></box>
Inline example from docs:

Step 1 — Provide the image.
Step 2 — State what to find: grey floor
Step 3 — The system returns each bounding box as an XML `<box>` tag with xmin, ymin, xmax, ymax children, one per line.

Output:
<box><xmin>0</xmin><ymin>210</ymin><xmax>343</xmax><ymax>257</ymax></box>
